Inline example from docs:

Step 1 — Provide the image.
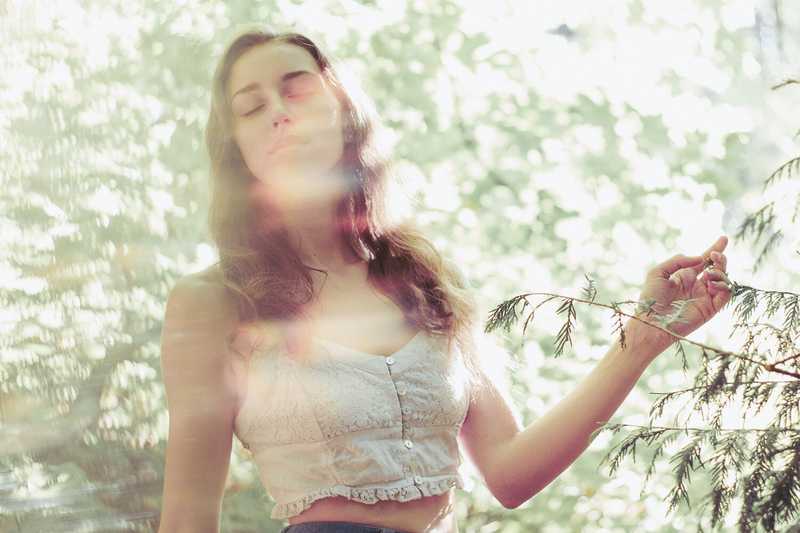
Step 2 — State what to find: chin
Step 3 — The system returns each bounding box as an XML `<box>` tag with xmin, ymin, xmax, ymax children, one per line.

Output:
<box><xmin>255</xmin><ymin>166</ymin><xmax>347</xmax><ymax>200</ymax></box>
<box><xmin>267</xmin><ymin>156</ymin><xmax>344</xmax><ymax>180</ymax></box>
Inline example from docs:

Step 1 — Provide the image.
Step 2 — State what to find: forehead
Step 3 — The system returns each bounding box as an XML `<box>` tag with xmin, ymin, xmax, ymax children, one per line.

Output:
<box><xmin>227</xmin><ymin>41</ymin><xmax>320</xmax><ymax>96</ymax></box>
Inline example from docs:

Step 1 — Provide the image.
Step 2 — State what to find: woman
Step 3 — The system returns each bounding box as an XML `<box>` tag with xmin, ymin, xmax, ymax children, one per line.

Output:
<box><xmin>157</xmin><ymin>28</ymin><xmax>733</xmax><ymax>533</ymax></box>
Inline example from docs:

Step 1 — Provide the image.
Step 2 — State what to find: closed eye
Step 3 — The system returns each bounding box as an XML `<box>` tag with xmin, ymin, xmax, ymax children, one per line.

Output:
<box><xmin>287</xmin><ymin>75</ymin><xmax>317</xmax><ymax>94</ymax></box>
<box><xmin>242</xmin><ymin>91</ymin><xmax>309</xmax><ymax>117</ymax></box>
<box><xmin>243</xmin><ymin>104</ymin><xmax>264</xmax><ymax>117</ymax></box>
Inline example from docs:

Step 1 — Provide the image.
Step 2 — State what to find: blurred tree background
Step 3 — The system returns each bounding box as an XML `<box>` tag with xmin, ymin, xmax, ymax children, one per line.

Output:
<box><xmin>1</xmin><ymin>0</ymin><xmax>799</xmax><ymax>532</ymax></box>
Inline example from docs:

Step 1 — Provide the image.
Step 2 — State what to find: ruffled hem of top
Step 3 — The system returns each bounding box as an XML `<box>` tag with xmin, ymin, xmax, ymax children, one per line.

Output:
<box><xmin>270</xmin><ymin>475</ymin><xmax>463</xmax><ymax>519</ymax></box>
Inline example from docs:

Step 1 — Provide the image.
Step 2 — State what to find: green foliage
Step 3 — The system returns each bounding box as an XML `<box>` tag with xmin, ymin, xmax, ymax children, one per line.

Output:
<box><xmin>486</xmin><ymin>107</ymin><xmax>800</xmax><ymax>531</ymax></box>
<box><xmin>553</xmin><ymin>298</ymin><xmax>577</xmax><ymax>357</ymax></box>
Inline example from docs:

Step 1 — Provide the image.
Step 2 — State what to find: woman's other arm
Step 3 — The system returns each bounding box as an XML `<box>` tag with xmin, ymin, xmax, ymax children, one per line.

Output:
<box><xmin>460</xmin><ymin>335</ymin><xmax>656</xmax><ymax>509</ymax></box>
<box><xmin>157</xmin><ymin>274</ymin><xmax>242</xmax><ymax>533</ymax></box>
<box><xmin>459</xmin><ymin>241</ymin><xmax>732</xmax><ymax>509</ymax></box>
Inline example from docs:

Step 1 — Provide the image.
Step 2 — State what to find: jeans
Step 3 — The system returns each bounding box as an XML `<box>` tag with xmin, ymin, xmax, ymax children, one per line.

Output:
<box><xmin>279</xmin><ymin>521</ymin><xmax>414</xmax><ymax>533</ymax></box>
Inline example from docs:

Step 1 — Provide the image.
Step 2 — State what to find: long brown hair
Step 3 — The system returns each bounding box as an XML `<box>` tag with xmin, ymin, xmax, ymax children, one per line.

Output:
<box><xmin>204</xmin><ymin>28</ymin><xmax>495</xmax><ymax>392</ymax></box>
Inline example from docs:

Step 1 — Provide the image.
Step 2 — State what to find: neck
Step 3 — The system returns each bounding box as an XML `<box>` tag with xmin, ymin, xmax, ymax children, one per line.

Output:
<box><xmin>255</xmin><ymin>166</ymin><xmax>370</xmax><ymax>280</ymax></box>
<box><xmin>281</xmin><ymin>184</ymin><xmax>366</xmax><ymax>276</ymax></box>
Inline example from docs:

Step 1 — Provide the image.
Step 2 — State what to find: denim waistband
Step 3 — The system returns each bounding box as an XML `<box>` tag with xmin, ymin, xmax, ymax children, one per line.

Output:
<box><xmin>280</xmin><ymin>520</ymin><xmax>414</xmax><ymax>533</ymax></box>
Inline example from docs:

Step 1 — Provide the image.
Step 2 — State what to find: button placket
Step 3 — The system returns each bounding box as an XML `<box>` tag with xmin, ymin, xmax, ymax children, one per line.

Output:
<box><xmin>386</xmin><ymin>354</ymin><xmax>416</xmax><ymax>483</ymax></box>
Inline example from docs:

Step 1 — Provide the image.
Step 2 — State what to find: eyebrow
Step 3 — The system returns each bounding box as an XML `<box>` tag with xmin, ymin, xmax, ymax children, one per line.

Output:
<box><xmin>230</xmin><ymin>70</ymin><xmax>312</xmax><ymax>103</ymax></box>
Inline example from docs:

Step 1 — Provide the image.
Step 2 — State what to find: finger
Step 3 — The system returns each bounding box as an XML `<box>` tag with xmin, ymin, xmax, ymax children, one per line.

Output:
<box><xmin>710</xmin><ymin>281</ymin><xmax>733</xmax><ymax>309</ymax></box>
<box><xmin>694</xmin><ymin>236</ymin><xmax>729</xmax><ymax>273</ymax></box>
<box><xmin>704</xmin><ymin>236</ymin><xmax>728</xmax><ymax>260</ymax></box>
<box><xmin>709</xmin><ymin>251</ymin><xmax>727</xmax><ymax>273</ymax></box>
<box><xmin>651</xmin><ymin>254</ymin><xmax>706</xmax><ymax>280</ymax></box>
<box><xmin>705</xmin><ymin>268</ymin><xmax>730</xmax><ymax>283</ymax></box>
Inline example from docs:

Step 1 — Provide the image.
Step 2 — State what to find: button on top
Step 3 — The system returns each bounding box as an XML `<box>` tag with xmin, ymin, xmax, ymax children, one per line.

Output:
<box><xmin>404</xmin><ymin>439</ymin><xmax>414</xmax><ymax>449</ymax></box>
<box><xmin>385</xmin><ymin>356</ymin><xmax>395</xmax><ymax>365</ymax></box>
<box><xmin>413</xmin><ymin>475</ymin><xmax>422</xmax><ymax>484</ymax></box>
<box><xmin>397</xmin><ymin>384</ymin><xmax>407</xmax><ymax>396</ymax></box>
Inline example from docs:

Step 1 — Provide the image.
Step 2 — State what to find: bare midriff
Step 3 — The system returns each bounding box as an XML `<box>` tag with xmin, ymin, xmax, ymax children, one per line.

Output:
<box><xmin>286</xmin><ymin>490</ymin><xmax>458</xmax><ymax>533</ymax></box>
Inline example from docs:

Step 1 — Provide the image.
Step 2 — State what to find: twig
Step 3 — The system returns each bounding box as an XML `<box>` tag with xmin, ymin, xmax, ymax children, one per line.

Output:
<box><xmin>608</xmin><ymin>422</ymin><xmax>800</xmax><ymax>433</ymax></box>
<box><xmin>502</xmin><ymin>291</ymin><xmax>800</xmax><ymax>379</ymax></box>
<box><xmin>647</xmin><ymin>379</ymin><xmax>796</xmax><ymax>396</ymax></box>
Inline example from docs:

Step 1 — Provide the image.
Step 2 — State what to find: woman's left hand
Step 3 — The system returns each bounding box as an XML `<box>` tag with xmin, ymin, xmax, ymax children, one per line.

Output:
<box><xmin>626</xmin><ymin>235</ymin><xmax>733</xmax><ymax>352</ymax></box>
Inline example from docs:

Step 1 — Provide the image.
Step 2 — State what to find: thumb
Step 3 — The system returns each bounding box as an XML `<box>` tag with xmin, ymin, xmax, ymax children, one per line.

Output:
<box><xmin>650</xmin><ymin>253</ymin><xmax>705</xmax><ymax>280</ymax></box>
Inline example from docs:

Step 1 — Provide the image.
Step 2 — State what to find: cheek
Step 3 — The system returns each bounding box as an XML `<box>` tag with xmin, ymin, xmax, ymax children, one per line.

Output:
<box><xmin>317</xmin><ymin>107</ymin><xmax>345</xmax><ymax>154</ymax></box>
<box><xmin>234</xmin><ymin>127</ymin><xmax>268</xmax><ymax>166</ymax></box>
<box><xmin>302</xmin><ymin>94</ymin><xmax>342</xmax><ymax>136</ymax></box>
<box><xmin>320</xmin><ymin>103</ymin><xmax>341</xmax><ymax>132</ymax></box>
<box><xmin>235</xmin><ymin>140</ymin><xmax>256</xmax><ymax>169</ymax></box>
<box><xmin>229</xmin><ymin>145</ymin><xmax>261</xmax><ymax>183</ymax></box>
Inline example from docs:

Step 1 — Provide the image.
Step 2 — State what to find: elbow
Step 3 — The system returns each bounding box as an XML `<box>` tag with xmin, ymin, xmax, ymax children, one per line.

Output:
<box><xmin>490</xmin><ymin>480</ymin><xmax>525</xmax><ymax>510</ymax></box>
<box><xmin>498</xmin><ymin>492</ymin><xmax>523</xmax><ymax>510</ymax></box>
<box><xmin>491</xmin><ymin>480</ymin><xmax>539</xmax><ymax>510</ymax></box>
<box><xmin>486</xmin><ymin>466</ymin><xmax>525</xmax><ymax>509</ymax></box>
<box><xmin>500</xmin><ymin>497</ymin><xmax>520</xmax><ymax>510</ymax></box>
<box><xmin>499</xmin><ymin>491</ymin><xmax>538</xmax><ymax>510</ymax></box>
<box><xmin>484</xmin><ymin>445</ymin><xmax>539</xmax><ymax>509</ymax></box>
<box><xmin>486</xmin><ymin>466</ymin><xmax>523</xmax><ymax>509</ymax></box>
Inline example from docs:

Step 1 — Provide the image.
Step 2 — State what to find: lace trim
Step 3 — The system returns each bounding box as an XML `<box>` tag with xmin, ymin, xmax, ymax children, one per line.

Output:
<box><xmin>269</xmin><ymin>475</ymin><xmax>463</xmax><ymax>519</ymax></box>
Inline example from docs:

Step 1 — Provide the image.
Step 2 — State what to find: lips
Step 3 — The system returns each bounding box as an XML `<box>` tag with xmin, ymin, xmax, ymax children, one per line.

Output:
<box><xmin>268</xmin><ymin>135</ymin><xmax>303</xmax><ymax>154</ymax></box>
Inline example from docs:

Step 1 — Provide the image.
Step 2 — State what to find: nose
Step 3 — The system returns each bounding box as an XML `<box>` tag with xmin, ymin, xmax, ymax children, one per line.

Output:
<box><xmin>272</xmin><ymin>113</ymin><xmax>290</xmax><ymax>128</ymax></box>
<box><xmin>270</xmin><ymin>100</ymin><xmax>291</xmax><ymax>128</ymax></box>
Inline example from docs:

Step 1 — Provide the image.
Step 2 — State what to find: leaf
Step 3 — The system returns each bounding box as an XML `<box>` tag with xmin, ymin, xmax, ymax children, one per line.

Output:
<box><xmin>581</xmin><ymin>273</ymin><xmax>597</xmax><ymax>303</ymax></box>
<box><xmin>667</xmin><ymin>432</ymin><xmax>707</xmax><ymax>514</ymax></box>
<box><xmin>553</xmin><ymin>297</ymin><xmax>576</xmax><ymax>357</ymax></box>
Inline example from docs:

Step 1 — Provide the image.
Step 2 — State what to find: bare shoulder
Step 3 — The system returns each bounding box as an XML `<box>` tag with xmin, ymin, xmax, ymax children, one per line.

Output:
<box><xmin>171</xmin><ymin>264</ymin><xmax>257</xmax><ymax>337</ymax></box>
<box><xmin>169</xmin><ymin>263</ymin><xmax>282</xmax><ymax>361</ymax></box>
<box><xmin>170</xmin><ymin>266</ymin><xmax>233</xmax><ymax>315</ymax></box>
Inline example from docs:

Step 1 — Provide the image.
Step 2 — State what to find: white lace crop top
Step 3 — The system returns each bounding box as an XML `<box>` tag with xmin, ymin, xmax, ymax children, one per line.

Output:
<box><xmin>233</xmin><ymin>329</ymin><xmax>473</xmax><ymax>520</ymax></box>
